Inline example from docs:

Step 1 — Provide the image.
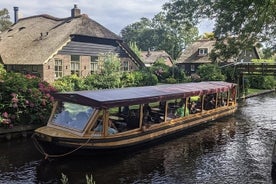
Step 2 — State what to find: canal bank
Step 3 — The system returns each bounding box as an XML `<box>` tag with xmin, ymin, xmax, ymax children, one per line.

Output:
<box><xmin>0</xmin><ymin>124</ymin><xmax>42</xmax><ymax>140</ymax></box>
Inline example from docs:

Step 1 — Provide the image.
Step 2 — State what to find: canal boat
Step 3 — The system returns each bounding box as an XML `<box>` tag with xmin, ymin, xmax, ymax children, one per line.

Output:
<box><xmin>32</xmin><ymin>81</ymin><xmax>238</xmax><ymax>158</ymax></box>
<box><xmin>272</xmin><ymin>141</ymin><xmax>276</xmax><ymax>178</ymax></box>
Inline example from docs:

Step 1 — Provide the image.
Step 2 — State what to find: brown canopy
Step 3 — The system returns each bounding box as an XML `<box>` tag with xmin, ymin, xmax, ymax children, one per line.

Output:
<box><xmin>53</xmin><ymin>81</ymin><xmax>236</xmax><ymax>108</ymax></box>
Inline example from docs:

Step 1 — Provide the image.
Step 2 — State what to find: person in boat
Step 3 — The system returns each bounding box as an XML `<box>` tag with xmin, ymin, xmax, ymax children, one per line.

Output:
<box><xmin>174</xmin><ymin>102</ymin><xmax>189</xmax><ymax>117</ymax></box>
<box><xmin>205</xmin><ymin>95</ymin><xmax>216</xmax><ymax>110</ymax></box>
<box><xmin>121</xmin><ymin>106</ymin><xmax>130</xmax><ymax>118</ymax></box>
<box><xmin>94</xmin><ymin>119</ymin><xmax>118</xmax><ymax>134</ymax></box>
<box><xmin>143</xmin><ymin>103</ymin><xmax>154</xmax><ymax>123</ymax></box>
<box><xmin>190</xmin><ymin>101</ymin><xmax>201</xmax><ymax>114</ymax></box>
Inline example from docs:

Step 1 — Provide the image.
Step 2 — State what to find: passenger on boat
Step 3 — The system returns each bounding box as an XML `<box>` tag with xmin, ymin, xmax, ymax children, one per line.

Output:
<box><xmin>174</xmin><ymin>102</ymin><xmax>189</xmax><ymax>117</ymax></box>
<box><xmin>159</xmin><ymin>101</ymin><xmax>166</xmax><ymax>111</ymax></box>
<box><xmin>190</xmin><ymin>101</ymin><xmax>201</xmax><ymax>114</ymax></box>
<box><xmin>94</xmin><ymin>119</ymin><xmax>118</xmax><ymax>134</ymax></box>
<box><xmin>121</xmin><ymin>106</ymin><xmax>130</xmax><ymax>118</ymax></box>
<box><xmin>205</xmin><ymin>96</ymin><xmax>216</xmax><ymax>110</ymax></box>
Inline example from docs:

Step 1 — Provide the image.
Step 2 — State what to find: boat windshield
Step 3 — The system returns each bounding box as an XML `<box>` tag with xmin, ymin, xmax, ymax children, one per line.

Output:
<box><xmin>51</xmin><ymin>101</ymin><xmax>94</xmax><ymax>132</ymax></box>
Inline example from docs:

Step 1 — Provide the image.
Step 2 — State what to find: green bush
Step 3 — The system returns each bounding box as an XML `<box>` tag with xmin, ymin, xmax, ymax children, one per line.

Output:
<box><xmin>53</xmin><ymin>74</ymin><xmax>86</xmax><ymax>92</ymax></box>
<box><xmin>197</xmin><ymin>64</ymin><xmax>225</xmax><ymax>81</ymax></box>
<box><xmin>0</xmin><ymin>72</ymin><xmax>56</xmax><ymax>127</ymax></box>
<box><xmin>248</xmin><ymin>75</ymin><xmax>275</xmax><ymax>89</ymax></box>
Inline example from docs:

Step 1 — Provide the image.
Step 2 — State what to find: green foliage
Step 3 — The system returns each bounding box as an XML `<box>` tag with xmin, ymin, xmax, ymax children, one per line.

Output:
<box><xmin>123</xmin><ymin>69</ymin><xmax>158</xmax><ymax>87</ymax></box>
<box><xmin>251</xmin><ymin>59</ymin><xmax>274</xmax><ymax>63</ymax></box>
<box><xmin>221</xmin><ymin>66</ymin><xmax>239</xmax><ymax>83</ymax></box>
<box><xmin>169</xmin><ymin>66</ymin><xmax>189</xmax><ymax>83</ymax></box>
<box><xmin>197</xmin><ymin>64</ymin><xmax>225</xmax><ymax>81</ymax></box>
<box><xmin>163</xmin><ymin>0</ymin><xmax>276</xmax><ymax>60</ymax></box>
<box><xmin>0</xmin><ymin>63</ymin><xmax>6</xmax><ymax>78</ymax></box>
<box><xmin>86</xmin><ymin>174</ymin><xmax>96</xmax><ymax>184</ymax></box>
<box><xmin>53</xmin><ymin>74</ymin><xmax>85</xmax><ymax>92</ymax></box>
<box><xmin>149</xmin><ymin>62</ymin><xmax>188</xmax><ymax>84</ymax></box>
<box><xmin>128</xmin><ymin>41</ymin><xmax>142</xmax><ymax>59</ymax></box>
<box><xmin>94</xmin><ymin>53</ymin><xmax>122</xmax><ymax>89</ymax></box>
<box><xmin>121</xmin><ymin>72</ymin><xmax>137</xmax><ymax>87</ymax></box>
<box><xmin>202</xmin><ymin>32</ymin><xmax>215</xmax><ymax>40</ymax></box>
<box><xmin>121</xmin><ymin>12</ymin><xmax>199</xmax><ymax>60</ymax></box>
<box><xmin>150</xmin><ymin>62</ymin><xmax>171</xmax><ymax>82</ymax></box>
<box><xmin>165</xmin><ymin>77</ymin><xmax>177</xmax><ymax>84</ymax></box>
<box><xmin>0</xmin><ymin>8</ymin><xmax>12</xmax><ymax>32</ymax></box>
<box><xmin>61</xmin><ymin>173</ymin><xmax>69</xmax><ymax>184</ymax></box>
<box><xmin>247</xmin><ymin>76</ymin><xmax>275</xmax><ymax>89</ymax></box>
<box><xmin>60</xmin><ymin>173</ymin><xmax>96</xmax><ymax>184</ymax></box>
<box><xmin>0</xmin><ymin>72</ymin><xmax>56</xmax><ymax>127</ymax></box>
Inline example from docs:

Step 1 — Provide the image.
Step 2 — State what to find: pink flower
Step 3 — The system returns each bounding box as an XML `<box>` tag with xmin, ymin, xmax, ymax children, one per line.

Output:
<box><xmin>11</xmin><ymin>93</ymin><xmax>17</xmax><ymax>97</ymax></box>
<box><xmin>12</xmin><ymin>97</ymin><xmax>19</xmax><ymax>103</ymax></box>
<box><xmin>45</xmin><ymin>93</ymin><xmax>51</xmax><ymax>98</ymax></box>
<box><xmin>2</xmin><ymin>112</ymin><xmax>8</xmax><ymax>118</ymax></box>
<box><xmin>2</xmin><ymin>118</ymin><xmax>11</xmax><ymax>124</ymax></box>
<box><xmin>12</xmin><ymin>103</ymin><xmax>18</xmax><ymax>108</ymax></box>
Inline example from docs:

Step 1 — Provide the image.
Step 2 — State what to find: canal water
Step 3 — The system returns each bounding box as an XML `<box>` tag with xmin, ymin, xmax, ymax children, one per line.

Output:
<box><xmin>0</xmin><ymin>93</ymin><xmax>276</xmax><ymax>184</ymax></box>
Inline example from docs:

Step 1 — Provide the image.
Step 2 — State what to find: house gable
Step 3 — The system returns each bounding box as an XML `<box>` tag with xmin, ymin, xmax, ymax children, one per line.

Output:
<box><xmin>141</xmin><ymin>50</ymin><xmax>173</xmax><ymax>67</ymax></box>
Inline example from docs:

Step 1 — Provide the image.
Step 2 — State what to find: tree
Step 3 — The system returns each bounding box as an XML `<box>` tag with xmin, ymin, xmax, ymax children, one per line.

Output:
<box><xmin>163</xmin><ymin>0</ymin><xmax>276</xmax><ymax>61</ymax></box>
<box><xmin>121</xmin><ymin>12</ymin><xmax>199</xmax><ymax>60</ymax></box>
<box><xmin>0</xmin><ymin>8</ymin><xmax>12</xmax><ymax>32</ymax></box>
<box><xmin>196</xmin><ymin>64</ymin><xmax>225</xmax><ymax>81</ymax></box>
<box><xmin>85</xmin><ymin>53</ymin><xmax>123</xmax><ymax>89</ymax></box>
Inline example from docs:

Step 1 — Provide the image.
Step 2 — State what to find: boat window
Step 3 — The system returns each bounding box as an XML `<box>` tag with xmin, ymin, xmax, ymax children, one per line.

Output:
<box><xmin>51</xmin><ymin>102</ymin><xmax>94</xmax><ymax>132</ymax></box>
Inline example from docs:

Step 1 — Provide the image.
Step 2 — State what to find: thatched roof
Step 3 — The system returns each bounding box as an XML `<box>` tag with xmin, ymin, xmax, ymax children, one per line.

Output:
<box><xmin>141</xmin><ymin>50</ymin><xmax>173</xmax><ymax>66</ymax></box>
<box><xmin>177</xmin><ymin>39</ymin><xmax>215</xmax><ymax>64</ymax></box>
<box><xmin>0</xmin><ymin>14</ymin><xmax>122</xmax><ymax>65</ymax></box>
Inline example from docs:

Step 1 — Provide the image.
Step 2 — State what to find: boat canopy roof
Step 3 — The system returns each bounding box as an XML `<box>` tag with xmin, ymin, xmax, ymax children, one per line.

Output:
<box><xmin>53</xmin><ymin>81</ymin><xmax>236</xmax><ymax>108</ymax></box>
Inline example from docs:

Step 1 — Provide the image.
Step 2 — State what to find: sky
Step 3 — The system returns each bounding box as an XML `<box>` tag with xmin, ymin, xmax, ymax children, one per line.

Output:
<box><xmin>1</xmin><ymin>0</ymin><xmax>214</xmax><ymax>35</ymax></box>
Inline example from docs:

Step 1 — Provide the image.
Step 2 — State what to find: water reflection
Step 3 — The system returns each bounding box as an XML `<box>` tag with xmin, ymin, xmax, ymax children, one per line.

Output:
<box><xmin>0</xmin><ymin>93</ymin><xmax>275</xmax><ymax>184</ymax></box>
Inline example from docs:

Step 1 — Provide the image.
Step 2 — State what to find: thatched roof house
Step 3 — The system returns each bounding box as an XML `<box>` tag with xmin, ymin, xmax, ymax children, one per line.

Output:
<box><xmin>0</xmin><ymin>5</ymin><xmax>145</xmax><ymax>83</ymax></box>
<box><xmin>176</xmin><ymin>39</ymin><xmax>260</xmax><ymax>76</ymax></box>
<box><xmin>141</xmin><ymin>50</ymin><xmax>173</xmax><ymax>67</ymax></box>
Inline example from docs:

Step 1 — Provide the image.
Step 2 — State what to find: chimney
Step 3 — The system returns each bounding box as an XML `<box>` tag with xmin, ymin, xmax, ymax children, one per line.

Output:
<box><xmin>71</xmin><ymin>4</ymin><xmax>81</xmax><ymax>17</ymax></box>
<box><xmin>14</xmin><ymin>7</ymin><xmax>19</xmax><ymax>23</ymax></box>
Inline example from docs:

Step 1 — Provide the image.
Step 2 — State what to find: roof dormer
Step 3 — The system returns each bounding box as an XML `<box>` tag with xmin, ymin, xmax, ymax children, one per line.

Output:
<box><xmin>198</xmin><ymin>48</ymin><xmax>208</xmax><ymax>56</ymax></box>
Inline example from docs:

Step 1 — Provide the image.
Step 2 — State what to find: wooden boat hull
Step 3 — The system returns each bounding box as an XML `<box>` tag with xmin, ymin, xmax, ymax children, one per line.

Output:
<box><xmin>33</xmin><ymin>106</ymin><xmax>237</xmax><ymax>156</ymax></box>
<box><xmin>272</xmin><ymin>141</ymin><xmax>276</xmax><ymax>179</ymax></box>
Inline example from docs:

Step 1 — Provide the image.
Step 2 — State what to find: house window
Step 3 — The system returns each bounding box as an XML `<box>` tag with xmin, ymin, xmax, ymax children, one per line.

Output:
<box><xmin>122</xmin><ymin>61</ymin><xmax>129</xmax><ymax>71</ymax></box>
<box><xmin>55</xmin><ymin>59</ymin><xmax>63</xmax><ymax>79</ymax></box>
<box><xmin>71</xmin><ymin>55</ymin><xmax>80</xmax><ymax>76</ymax></box>
<box><xmin>90</xmin><ymin>56</ymin><xmax>98</xmax><ymax>73</ymax></box>
<box><xmin>191</xmin><ymin>64</ymin><xmax>195</xmax><ymax>72</ymax></box>
<box><xmin>198</xmin><ymin>48</ymin><xmax>208</xmax><ymax>56</ymax></box>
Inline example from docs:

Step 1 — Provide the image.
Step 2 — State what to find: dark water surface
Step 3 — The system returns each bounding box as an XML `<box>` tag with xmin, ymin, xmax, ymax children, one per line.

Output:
<box><xmin>1</xmin><ymin>93</ymin><xmax>276</xmax><ymax>184</ymax></box>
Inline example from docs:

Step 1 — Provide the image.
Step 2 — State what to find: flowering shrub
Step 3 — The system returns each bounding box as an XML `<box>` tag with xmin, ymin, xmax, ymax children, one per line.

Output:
<box><xmin>0</xmin><ymin>72</ymin><xmax>56</xmax><ymax>128</ymax></box>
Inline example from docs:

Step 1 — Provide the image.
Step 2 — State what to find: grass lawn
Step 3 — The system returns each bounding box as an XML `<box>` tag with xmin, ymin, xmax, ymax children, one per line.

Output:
<box><xmin>247</xmin><ymin>88</ymin><xmax>272</xmax><ymax>95</ymax></box>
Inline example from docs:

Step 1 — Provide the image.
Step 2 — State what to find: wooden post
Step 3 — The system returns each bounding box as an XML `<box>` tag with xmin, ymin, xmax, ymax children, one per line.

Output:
<box><xmin>139</xmin><ymin>104</ymin><xmax>143</xmax><ymax>129</ymax></box>
<box><xmin>103</xmin><ymin>109</ymin><xmax>109</xmax><ymax>137</ymax></box>
<box><xmin>201</xmin><ymin>95</ymin><xmax>205</xmax><ymax>113</ymax></box>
